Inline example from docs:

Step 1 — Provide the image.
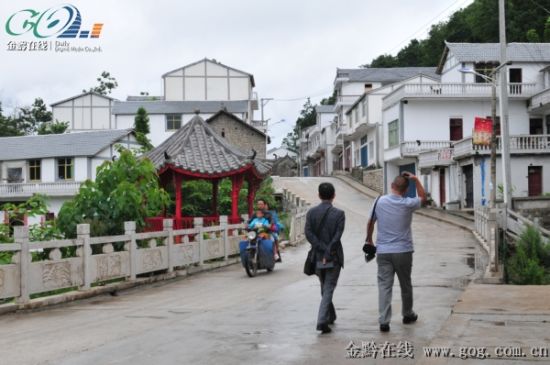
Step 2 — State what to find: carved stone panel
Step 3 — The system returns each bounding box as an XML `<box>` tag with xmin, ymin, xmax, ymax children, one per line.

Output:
<box><xmin>42</xmin><ymin>262</ymin><xmax>72</xmax><ymax>289</ymax></box>
<box><xmin>142</xmin><ymin>249</ymin><xmax>162</xmax><ymax>272</ymax></box>
<box><xmin>96</xmin><ymin>254</ymin><xmax>122</xmax><ymax>281</ymax></box>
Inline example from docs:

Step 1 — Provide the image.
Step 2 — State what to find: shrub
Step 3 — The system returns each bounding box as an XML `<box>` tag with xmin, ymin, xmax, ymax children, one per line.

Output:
<box><xmin>507</xmin><ymin>226</ymin><xmax>550</xmax><ymax>285</ymax></box>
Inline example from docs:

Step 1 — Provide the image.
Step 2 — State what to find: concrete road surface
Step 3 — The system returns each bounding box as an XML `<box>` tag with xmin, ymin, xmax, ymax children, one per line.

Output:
<box><xmin>0</xmin><ymin>177</ymin><xmax>484</xmax><ymax>365</ymax></box>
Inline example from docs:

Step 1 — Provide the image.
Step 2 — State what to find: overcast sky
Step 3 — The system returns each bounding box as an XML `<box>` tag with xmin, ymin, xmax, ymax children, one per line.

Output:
<box><xmin>0</xmin><ymin>0</ymin><xmax>474</xmax><ymax>147</ymax></box>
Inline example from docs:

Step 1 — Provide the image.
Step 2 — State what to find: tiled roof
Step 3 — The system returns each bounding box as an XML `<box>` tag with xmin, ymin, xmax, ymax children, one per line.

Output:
<box><xmin>445</xmin><ymin>42</ymin><xmax>550</xmax><ymax>63</ymax></box>
<box><xmin>336</xmin><ymin>67</ymin><xmax>439</xmax><ymax>84</ymax></box>
<box><xmin>0</xmin><ymin>129</ymin><xmax>133</xmax><ymax>161</ymax></box>
<box><xmin>112</xmin><ymin>100</ymin><xmax>249</xmax><ymax>115</ymax></box>
<box><xmin>146</xmin><ymin>115</ymin><xmax>270</xmax><ymax>177</ymax></box>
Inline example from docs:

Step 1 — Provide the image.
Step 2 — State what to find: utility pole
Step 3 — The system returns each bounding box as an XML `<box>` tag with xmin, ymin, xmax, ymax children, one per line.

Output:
<box><xmin>260</xmin><ymin>98</ymin><xmax>273</xmax><ymax>126</ymax></box>
<box><xmin>490</xmin><ymin>83</ymin><xmax>497</xmax><ymax>208</ymax></box>
<box><xmin>498</xmin><ymin>0</ymin><xmax>512</xmax><ymax>207</ymax></box>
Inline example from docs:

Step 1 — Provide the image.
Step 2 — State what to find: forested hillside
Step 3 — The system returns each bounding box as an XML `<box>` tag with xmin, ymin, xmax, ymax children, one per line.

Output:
<box><xmin>367</xmin><ymin>0</ymin><xmax>550</xmax><ymax>67</ymax></box>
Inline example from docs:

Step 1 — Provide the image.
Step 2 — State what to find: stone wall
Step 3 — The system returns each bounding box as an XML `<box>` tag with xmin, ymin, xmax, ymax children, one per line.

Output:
<box><xmin>363</xmin><ymin>168</ymin><xmax>384</xmax><ymax>194</ymax></box>
<box><xmin>207</xmin><ymin>113</ymin><xmax>266</xmax><ymax>159</ymax></box>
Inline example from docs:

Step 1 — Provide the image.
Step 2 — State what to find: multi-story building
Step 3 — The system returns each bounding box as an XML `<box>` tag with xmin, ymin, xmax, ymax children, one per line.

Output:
<box><xmin>52</xmin><ymin>58</ymin><xmax>260</xmax><ymax>148</ymax></box>
<box><xmin>382</xmin><ymin>42</ymin><xmax>550</xmax><ymax>207</ymax></box>
<box><xmin>332</xmin><ymin>67</ymin><xmax>439</xmax><ymax>171</ymax></box>
<box><xmin>300</xmin><ymin>105</ymin><xmax>336</xmax><ymax>176</ymax></box>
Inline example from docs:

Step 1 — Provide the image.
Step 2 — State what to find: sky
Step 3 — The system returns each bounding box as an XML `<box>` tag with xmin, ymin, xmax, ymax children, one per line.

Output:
<box><xmin>0</xmin><ymin>0</ymin><xmax>474</xmax><ymax>148</ymax></box>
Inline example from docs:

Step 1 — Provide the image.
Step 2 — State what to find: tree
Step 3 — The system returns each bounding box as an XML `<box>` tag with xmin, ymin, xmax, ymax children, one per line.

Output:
<box><xmin>544</xmin><ymin>17</ymin><xmax>550</xmax><ymax>42</ymax></box>
<box><xmin>365</xmin><ymin>0</ymin><xmax>550</xmax><ymax>67</ymax></box>
<box><xmin>320</xmin><ymin>90</ymin><xmax>337</xmax><ymax>105</ymax></box>
<box><xmin>57</xmin><ymin>149</ymin><xmax>169</xmax><ymax>237</ymax></box>
<box><xmin>134</xmin><ymin>107</ymin><xmax>153</xmax><ymax>151</ymax></box>
<box><xmin>14</xmin><ymin>98</ymin><xmax>52</xmax><ymax>135</ymax></box>
<box><xmin>37</xmin><ymin>120</ymin><xmax>69</xmax><ymax>135</ymax></box>
<box><xmin>0</xmin><ymin>103</ymin><xmax>22</xmax><ymax>137</ymax></box>
<box><xmin>296</xmin><ymin>98</ymin><xmax>316</xmax><ymax>130</ymax></box>
<box><xmin>84</xmin><ymin>71</ymin><xmax>118</xmax><ymax>95</ymax></box>
<box><xmin>526</xmin><ymin>29</ymin><xmax>540</xmax><ymax>42</ymax></box>
<box><xmin>281</xmin><ymin>130</ymin><xmax>299</xmax><ymax>154</ymax></box>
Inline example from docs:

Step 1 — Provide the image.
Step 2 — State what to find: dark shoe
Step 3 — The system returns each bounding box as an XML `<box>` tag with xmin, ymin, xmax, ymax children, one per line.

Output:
<box><xmin>316</xmin><ymin>324</ymin><xmax>332</xmax><ymax>334</ymax></box>
<box><xmin>328</xmin><ymin>316</ymin><xmax>337</xmax><ymax>325</ymax></box>
<box><xmin>380</xmin><ymin>324</ymin><xmax>390</xmax><ymax>332</ymax></box>
<box><xmin>403</xmin><ymin>313</ymin><xmax>418</xmax><ymax>324</ymax></box>
<box><xmin>275</xmin><ymin>256</ymin><xmax>282</xmax><ymax>263</ymax></box>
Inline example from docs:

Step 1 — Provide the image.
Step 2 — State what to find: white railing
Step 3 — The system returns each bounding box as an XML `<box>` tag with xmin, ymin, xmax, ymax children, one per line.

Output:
<box><xmin>529</xmin><ymin>88</ymin><xmax>550</xmax><ymax>110</ymax></box>
<box><xmin>383</xmin><ymin>82</ymin><xmax>538</xmax><ymax>109</ymax></box>
<box><xmin>0</xmin><ymin>181</ymin><xmax>82</xmax><ymax>198</ymax></box>
<box><xmin>400</xmin><ymin>140</ymin><xmax>452</xmax><ymax>156</ymax></box>
<box><xmin>0</xmin><ymin>217</ymin><xmax>248</xmax><ymax>304</ymax></box>
<box><xmin>474</xmin><ymin>207</ymin><xmax>498</xmax><ymax>271</ymax></box>
<box><xmin>453</xmin><ymin>135</ymin><xmax>550</xmax><ymax>158</ymax></box>
<box><xmin>504</xmin><ymin>209</ymin><xmax>550</xmax><ymax>242</ymax></box>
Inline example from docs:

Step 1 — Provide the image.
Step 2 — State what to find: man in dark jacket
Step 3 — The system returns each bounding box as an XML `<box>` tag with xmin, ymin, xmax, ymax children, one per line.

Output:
<box><xmin>305</xmin><ymin>182</ymin><xmax>345</xmax><ymax>334</ymax></box>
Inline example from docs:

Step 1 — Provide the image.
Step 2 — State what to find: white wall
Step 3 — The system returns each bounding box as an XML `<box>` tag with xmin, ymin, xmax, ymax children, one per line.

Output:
<box><xmin>52</xmin><ymin>93</ymin><xmax>113</xmax><ymax>131</ymax></box>
<box><xmin>402</xmin><ymin>99</ymin><xmax>530</xmax><ymax>141</ymax></box>
<box><xmin>164</xmin><ymin>60</ymin><xmax>252</xmax><ymax>102</ymax></box>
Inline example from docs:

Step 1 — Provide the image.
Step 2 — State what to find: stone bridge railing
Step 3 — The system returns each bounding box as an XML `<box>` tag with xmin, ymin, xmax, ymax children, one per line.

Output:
<box><xmin>281</xmin><ymin>188</ymin><xmax>309</xmax><ymax>245</ymax></box>
<box><xmin>0</xmin><ymin>216</ymin><xmax>247</xmax><ymax>307</ymax></box>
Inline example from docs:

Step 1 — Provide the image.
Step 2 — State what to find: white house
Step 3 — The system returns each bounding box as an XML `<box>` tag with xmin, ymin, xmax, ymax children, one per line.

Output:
<box><xmin>332</xmin><ymin>67</ymin><xmax>439</xmax><ymax>172</ymax></box>
<box><xmin>300</xmin><ymin>105</ymin><xmax>336</xmax><ymax>176</ymax></box>
<box><xmin>267</xmin><ymin>146</ymin><xmax>297</xmax><ymax>160</ymax></box>
<box><xmin>382</xmin><ymin>42</ymin><xmax>550</xmax><ymax>207</ymax></box>
<box><xmin>0</xmin><ymin>129</ymin><xmax>138</xmax><ymax>224</ymax></box>
<box><xmin>51</xmin><ymin>58</ymin><xmax>260</xmax><ymax>148</ymax></box>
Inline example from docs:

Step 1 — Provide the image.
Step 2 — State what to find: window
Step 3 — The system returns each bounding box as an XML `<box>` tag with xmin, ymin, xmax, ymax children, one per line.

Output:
<box><xmin>28</xmin><ymin>160</ymin><xmax>41</xmax><ymax>181</ymax></box>
<box><xmin>474</xmin><ymin>62</ymin><xmax>498</xmax><ymax>83</ymax></box>
<box><xmin>354</xmin><ymin>108</ymin><xmax>359</xmax><ymax>124</ymax></box>
<box><xmin>57</xmin><ymin>158</ymin><xmax>73</xmax><ymax>180</ymax></box>
<box><xmin>361</xmin><ymin>99</ymin><xmax>366</xmax><ymax>117</ymax></box>
<box><xmin>7</xmin><ymin>168</ymin><xmax>22</xmax><ymax>183</ymax></box>
<box><xmin>360</xmin><ymin>136</ymin><xmax>368</xmax><ymax>145</ymax></box>
<box><xmin>166</xmin><ymin>114</ymin><xmax>182</xmax><ymax>131</ymax></box>
<box><xmin>364</xmin><ymin>83</ymin><xmax>373</xmax><ymax>91</ymax></box>
<box><xmin>449</xmin><ymin>118</ymin><xmax>463</xmax><ymax>141</ymax></box>
<box><xmin>388</xmin><ymin>120</ymin><xmax>399</xmax><ymax>147</ymax></box>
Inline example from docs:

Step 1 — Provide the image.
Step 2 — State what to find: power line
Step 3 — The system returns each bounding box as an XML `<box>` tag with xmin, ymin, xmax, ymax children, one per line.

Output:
<box><xmin>386</xmin><ymin>0</ymin><xmax>472</xmax><ymax>54</ymax></box>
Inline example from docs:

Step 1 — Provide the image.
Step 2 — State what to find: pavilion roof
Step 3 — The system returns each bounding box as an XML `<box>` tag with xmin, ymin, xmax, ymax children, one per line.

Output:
<box><xmin>146</xmin><ymin>115</ymin><xmax>271</xmax><ymax>178</ymax></box>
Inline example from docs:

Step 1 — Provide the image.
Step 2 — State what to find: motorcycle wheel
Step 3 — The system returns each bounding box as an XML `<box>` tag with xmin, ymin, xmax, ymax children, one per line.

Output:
<box><xmin>244</xmin><ymin>254</ymin><xmax>257</xmax><ymax>278</ymax></box>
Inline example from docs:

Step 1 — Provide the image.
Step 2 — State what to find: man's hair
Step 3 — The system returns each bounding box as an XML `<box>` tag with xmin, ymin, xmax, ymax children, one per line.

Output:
<box><xmin>392</xmin><ymin>175</ymin><xmax>410</xmax><ymax>193</ymax></box>
<box><xmin>318</xmin><ymin>182</ymin><xmax>335</xmax><ymax>200</ymax></box>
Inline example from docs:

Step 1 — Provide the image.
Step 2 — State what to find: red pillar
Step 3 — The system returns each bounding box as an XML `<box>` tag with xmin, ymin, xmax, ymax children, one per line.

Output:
<box><xmin>174</xmin><ymin>174</ymin><xmax>183</xmax><ymax>219</ymax></box>
<box><xmin>212</xmin><ymin>180</ymin><xmax>219</xmax><ymax>216</ymax></box>
<box><xmin>230</xmin><ymin>174</ymin><xmax>244</xmax><ymax>222</ymax></box>
<box><xmin>247</xmin><ymin>178</ymin><xmax>258</xmax><ymax>217</ymax></box>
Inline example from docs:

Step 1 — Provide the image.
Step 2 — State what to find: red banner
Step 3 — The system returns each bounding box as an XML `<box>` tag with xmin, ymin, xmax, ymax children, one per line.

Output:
<box><xmin>473</xmin><ymin>117</ymin><xmax>492</xmax><ymax>146</ymax></box>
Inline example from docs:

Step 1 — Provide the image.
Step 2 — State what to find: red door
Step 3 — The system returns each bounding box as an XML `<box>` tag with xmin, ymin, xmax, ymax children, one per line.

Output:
<box><xmin>439</xmin><ymin>169</ymin><xmax>446</xmax><ymax>207</ymax></box>
<box><xmin>528</xmin><ymin>166</ymin><xmax>543</xmax><ymax>197</ymax></box>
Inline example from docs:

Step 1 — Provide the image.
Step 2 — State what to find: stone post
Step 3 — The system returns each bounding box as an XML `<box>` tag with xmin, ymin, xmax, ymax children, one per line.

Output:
<box><xmin>124</xmin><ymin>221</ymin><xmax>137</xmax><ymax>280</ymax></box>
<box><xmin>220</xmin><ymin>215</ymin><xmax>229</xmax><ymax>261</ymax></box>
<box><xmin>194</xmin><ymin>217</ymin><xmax>204</xmax><ymax>265</ymax></box>
<box><xmin>77</xmin><ymin>224</ymin><xmax>91</xmax><ymax>290</ymax></box>
<box><xmin>163</xmin><ymin>219</ymin><xmax>174</xmax><ymax>273</ymax></box>
<box><xmin>14</xmin><ymin>226</ymin><xmax>30</xmax><ymax>304</ymax></box>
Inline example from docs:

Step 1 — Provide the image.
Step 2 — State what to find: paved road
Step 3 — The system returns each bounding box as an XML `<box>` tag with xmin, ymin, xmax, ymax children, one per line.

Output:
<box><xmin>0</xmin><ymin>177</ymin><xmax>484</xmax><ymax>365</ymax></box>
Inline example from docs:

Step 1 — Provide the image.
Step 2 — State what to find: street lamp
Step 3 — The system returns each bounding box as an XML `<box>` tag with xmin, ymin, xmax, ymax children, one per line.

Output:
<box><xmin>459</xmin><ymin>61</ymin><xmax>512</xmax><ymax>209</ymax></box>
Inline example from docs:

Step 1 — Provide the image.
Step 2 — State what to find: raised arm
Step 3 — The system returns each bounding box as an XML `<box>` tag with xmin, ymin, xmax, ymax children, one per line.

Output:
<box><xmin>403</xmin><ymin>172</ymin><xmax>427</xmax><ymax>205</ymax></box>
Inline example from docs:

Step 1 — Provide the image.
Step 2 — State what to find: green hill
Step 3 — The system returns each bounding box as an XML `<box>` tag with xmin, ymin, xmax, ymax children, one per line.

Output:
<box><xmin>366</xmin><ymin>0</ymin><xmax>550</xmax><ymax>67</ymax></box>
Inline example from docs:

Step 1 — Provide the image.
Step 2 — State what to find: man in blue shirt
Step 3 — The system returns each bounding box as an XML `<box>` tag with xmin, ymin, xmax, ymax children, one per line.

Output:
<box><xmin>365</xmin><ymin>172</ymin><xmax>426</xmax><ymax>332</ymax></box>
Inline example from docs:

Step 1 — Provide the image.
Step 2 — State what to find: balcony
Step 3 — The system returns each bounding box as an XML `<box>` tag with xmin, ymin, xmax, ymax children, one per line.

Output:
<box><xmin>418</xmin><ymin>148</ymin><xmax>455</xmax><ymax>169</ymax></box>
<box><xmin>453</xmin><ymin>134</ymin><xmax>550</xmax><ymax>159</ymax></box>
<box><xmin>383</xmin><ymin>82</ymin><xmax>538</xmax><ymax>109</ymax></box>
<box><xmin>400</xmin><ymin>140</ymin><xmax>454</xmax><ymax>157</ymax></box>
<box><xmin>0</xmin><ymin>181</ymin><xmax>81</xmax><ymax>199</ymax></box>
<box><xmin>529</xmin><ymin>88</ymin><xmax>550</xmax><ymax>113</ymax></box>
<box><xmin>335</xmin><ymin>95</ymin><xmax>362</xmax><ymax>107</ymax></box>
